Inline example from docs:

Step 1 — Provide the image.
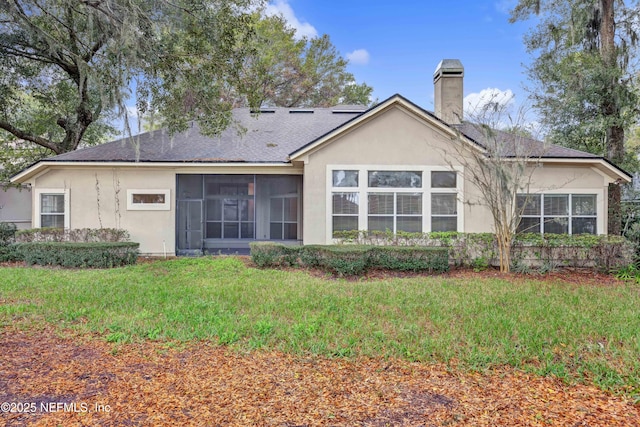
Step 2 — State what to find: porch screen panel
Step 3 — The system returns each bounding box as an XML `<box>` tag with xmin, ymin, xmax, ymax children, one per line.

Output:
<box><xmin>257</xmin><ymin>175</ymin><xmax>301</xmax><ymax>241</ymax></box>
<box><xmin>204</xmin><ymin>175</ymin><xmax>255</xmax><ymax>239</ymax></box>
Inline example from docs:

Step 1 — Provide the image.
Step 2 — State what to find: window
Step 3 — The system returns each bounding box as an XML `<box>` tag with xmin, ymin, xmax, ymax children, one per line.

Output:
<box><xmin>332</xmin><ymin>170</ymin><xmax>358</xmax><ymax>187</ymax></box>
<box><xmin>368</xmin><ymin>192</ymin><xmax>422</xmax><ymax>233</ymax></box>
<box><xmin>431</xmin><ymin>194</ymin><xmax>457</xmax><ymax>232</ymax></box>
<box><xmin>332</xmin><ymin>192</ymin><xmax>359</xmax><ymax>233</ymax></box>
<box><xmin>517</xmin><ymin>194</ymin><xmax>597</xmax><ymax>235</ymax></box>
<box><xmin>127</xmin><ymin>189</ymin><xmax>171</xmax><ymax>211</ymax></box>
<box><xmin>36</xmin><ymin>189</ymin><xmax>69</xmax><ymax>229</ymax></box>
<box><xmin>368</xmin><ymin>171</ymin><xmax>422</xmax><ymax>188</ymax></box>
<box><xmin>329</xmin><ymin>167</ymin><xmax>461</xmax><ymax>237</ymax></box>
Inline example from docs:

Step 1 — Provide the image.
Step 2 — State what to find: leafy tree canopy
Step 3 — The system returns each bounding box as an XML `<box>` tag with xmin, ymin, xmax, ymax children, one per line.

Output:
<box><xmin>0</xmin><ymin>0</ymin><xmax>259</xmax><ymax>180</ymax></box>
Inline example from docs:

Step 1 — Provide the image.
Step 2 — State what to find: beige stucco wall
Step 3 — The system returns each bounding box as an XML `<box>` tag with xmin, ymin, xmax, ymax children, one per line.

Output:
<box><xmin>27</xmin><ymin>164</ymin><xmax>303</xmax><ymax>255</ymax></box>
<box><xmin>31</xmin><ymin>167</ymin><xmax>176</xmax><ymax>255</ymax></box>
<box><xmin>298</xmin><ymin>105</ymin><xmax>613</xmax><ymax>244</ymax></box>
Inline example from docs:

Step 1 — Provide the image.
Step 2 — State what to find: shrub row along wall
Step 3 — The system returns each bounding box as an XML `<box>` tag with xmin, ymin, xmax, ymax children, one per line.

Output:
<box><xmin>333</xmin><ymin>231</ymin><xmax>633</xmax><ymax>272</ymax></box>
<box><xmin>0</xmin><ymin>225</ymin><xmax>138</xmax><ymax>267</ymax></box>
<box><xmin>16</xmin><ymin>242</ymin><xmax>140</xmax><ymax>268</ymax></box>
<box><xmin>250</xmin><ymin>243</ymin><xmax>449</xmax><ymax>276</ymax></box>
<box><xmin>15</xmin><ymin>227</ymin><xmax>130</xmax><ymax>243</ymax></box>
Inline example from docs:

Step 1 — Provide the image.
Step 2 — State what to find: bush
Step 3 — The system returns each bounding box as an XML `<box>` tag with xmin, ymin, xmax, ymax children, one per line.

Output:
<box><xmin>15</xmin><ymin>242</ymin><xmax>139</xmax><ymax>268</ymax></box>
<box><xmin>0</xmin><ymin>222</ymin><xmax>17</xmax><ymax>244</ymax></box>
<box><xmin>0</xmin><ymin>222</ymin><xmax>20</xmax><ymax>262</ymax></box>
<box><xmin>250</xmin><ymin>242</ymin><xmax>301</xmax><ymax>267</ymax></box>
<box><xmin>250</xmin><ymin>243</ymin><xmax>449</xmax><ymax>276</ymax></box>
<box><xmin>367</xmin><ymin>246</ymin><xmax>449</xmax><ymax>273</ymax></box>
<box><xmin>512</xmin><ymin>233</ymin><xmax>632</xmax><ymax>272</ymax></box>
<box><xmin>15</xmin><ymin>227</ymin><xmax>130</xmax><ymax>243</ymax></box>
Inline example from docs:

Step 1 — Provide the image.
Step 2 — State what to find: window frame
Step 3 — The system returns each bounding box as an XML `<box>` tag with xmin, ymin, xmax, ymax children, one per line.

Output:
<box><xmin>517</xmin><ymin>192</ymin><xmax>600</xmax><ymax>235</ymax></box>
<box><xmin>327</xmin><ymin>165</ymin><xmax>464</xmax><ymax>242</ymax></box>
<box><xmin>35</xmin><ymin>188</ymin><xmax>70</xmax><ymax>229</ymax></box>
<box><xmin>127</xmin><ymin>189</ymin><xmax>171</xmax><ymax>211</ymax></box>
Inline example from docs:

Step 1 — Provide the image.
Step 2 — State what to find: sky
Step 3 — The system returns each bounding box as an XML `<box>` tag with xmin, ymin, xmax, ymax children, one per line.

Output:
<box><xmin>263</xmin><ymin>0</ymin><xmax>536</xmax><ymax>118</ymax></box>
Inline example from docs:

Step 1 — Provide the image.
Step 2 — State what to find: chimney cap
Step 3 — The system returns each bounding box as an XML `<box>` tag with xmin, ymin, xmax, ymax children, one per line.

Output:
<box><xmin>433</xmin><ymin>59</ymin><xmax>464</xmax><ymax>80</ymax></box>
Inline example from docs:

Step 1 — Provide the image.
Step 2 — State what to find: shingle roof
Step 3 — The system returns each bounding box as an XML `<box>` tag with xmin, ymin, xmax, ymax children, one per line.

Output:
<box><xmin>454</xmin><ymin>123</ymin><xmax>600</xmax><ymax>158</ymax></box>
<box><xmin>50</xmin><ymin>106</ymin><xmax>367</xmax><ymax>163</ymax></box>
<box><xmin>47</xmin><ymin>97</ymin><xmax>600</xmax><ymax>164</ymax></box>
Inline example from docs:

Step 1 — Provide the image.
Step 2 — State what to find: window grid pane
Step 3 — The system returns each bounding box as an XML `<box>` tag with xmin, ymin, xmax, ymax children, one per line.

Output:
<box><xmin>431</xmin><ymin>171</ymin><xmax>456</xmax><ymax>188</ymax></box>
<box><xmin>332</xmin><ymin>170</ymin><xmax>359</xmax><ymax>187</ymax></box>
<box><xmin>397</xmin><ymin>193</ymin><xmax>422</xmax><ymax>215</ymax></box>
<box><xmin>368</xmin><ymin>193</ymin><xmax>394</xmax><ymax>215</ymax></box>
<box><xmin>368</xmin><ymin>171</ymin><xmax>422</xmax><ymax>188</ymax></box>
<box><xmin>544</xmin><ymin>194</ymin><xmax>568</xmax><ymax>216</ymax></box>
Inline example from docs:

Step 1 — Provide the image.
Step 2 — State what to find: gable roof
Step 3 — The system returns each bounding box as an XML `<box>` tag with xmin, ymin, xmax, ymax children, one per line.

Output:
<box><xmin>11</xmin><ymin>94</ymin><xmax>631</xmax><ymax>183</ymax></box>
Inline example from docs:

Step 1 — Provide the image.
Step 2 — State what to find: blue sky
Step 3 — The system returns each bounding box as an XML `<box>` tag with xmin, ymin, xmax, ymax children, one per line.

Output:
<box><xmin>265</xmin><ymin>0</ymin><xmax>535</xmax><ymax>116</ymax></box>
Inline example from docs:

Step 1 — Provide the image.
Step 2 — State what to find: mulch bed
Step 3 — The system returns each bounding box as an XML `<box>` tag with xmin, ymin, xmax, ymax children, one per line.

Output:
<box><xmin>1</xmin><ymin>327</ymin><xmax>638</xmax><ymax>427</ymax></box>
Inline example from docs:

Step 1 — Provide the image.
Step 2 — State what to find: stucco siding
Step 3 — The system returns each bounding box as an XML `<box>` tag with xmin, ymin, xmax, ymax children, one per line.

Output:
<box><xmin>32</xmin><ymin>167</ymin><xmax>176</xmax><ymax>255</ymax></box>
<box><xmin>300</xmin><ymin>106</ymin><xmax>612</xmax><ymax>243</ymax></box>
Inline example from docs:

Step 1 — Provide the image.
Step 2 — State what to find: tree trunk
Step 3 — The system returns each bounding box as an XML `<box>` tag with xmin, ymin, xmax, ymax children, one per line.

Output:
<box><xmin>600</xmin><ymin>0</ymin><xmax>624</xmax><ymax>235</ymax></box>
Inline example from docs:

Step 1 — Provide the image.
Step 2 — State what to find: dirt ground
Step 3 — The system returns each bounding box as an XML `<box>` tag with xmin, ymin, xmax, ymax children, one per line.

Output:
<box><xmin>1</xmin><ymin>326</ymin><xmax>638</xmax><ymax>427</ymax></box>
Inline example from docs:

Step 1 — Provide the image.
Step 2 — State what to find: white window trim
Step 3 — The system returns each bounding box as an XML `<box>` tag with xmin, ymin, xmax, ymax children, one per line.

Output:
<box><xmin>326</xmin><ymin>165</ymin><xmax>464</xmax><ymax>244</ymax></box>
<box><xmin>126</xmin><ymin>189</ymin><xmax>171</xmax><ymax>211</ymax></box>
<box><xmin>34</xmin><ymin>188</ymin><xmax>70</xmax><ymax>229</ymax></box>
<box><xmin>518</xmin><ymin>188</ymin><xmax>605</xmax><ymax>235</ymax></box>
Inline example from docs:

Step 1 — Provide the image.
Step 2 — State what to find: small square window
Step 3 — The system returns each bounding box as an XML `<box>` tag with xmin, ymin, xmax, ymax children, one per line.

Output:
<box><xmin>431</xmin><ymin>171</ymin><xmax>456</xmax><ymax>188</ymax></box>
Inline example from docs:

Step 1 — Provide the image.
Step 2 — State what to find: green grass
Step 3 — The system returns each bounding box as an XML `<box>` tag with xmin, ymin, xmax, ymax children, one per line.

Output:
<box><xmin>1</xmin><ymin>256</ymin><xmax>639</xmax><ymax>396</ymax></box>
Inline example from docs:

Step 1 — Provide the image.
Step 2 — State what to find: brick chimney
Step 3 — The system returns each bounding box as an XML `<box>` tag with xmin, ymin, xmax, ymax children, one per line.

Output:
<box><xmin>433</xmin><ymin>59</ymin><xmax>464</xmax><ymax>124</ymax></box>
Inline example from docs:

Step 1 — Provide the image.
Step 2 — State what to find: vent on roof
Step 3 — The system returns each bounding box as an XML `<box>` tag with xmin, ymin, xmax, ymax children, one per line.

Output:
<box><xmin>250</xmin><ymin>109</ymin><xmax>276</xmax><ymax>113</ymax></box>
<box><xmin>289</xmin><ymin>109</ymin><xmax>314</xmax><ymax>114</ymax></box>
<box><xmin>332</xmin><ymin>109</ymin><xmax>364</xmax><ymax>114</ymax></box>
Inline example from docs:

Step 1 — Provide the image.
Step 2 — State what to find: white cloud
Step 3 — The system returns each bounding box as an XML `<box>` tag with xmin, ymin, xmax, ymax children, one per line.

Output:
<box><xmin>463</xmin><ymin>88</ymin><xmax>515</xmax><ymax>119</ymax></box>
<box><xmin>265</xmin><ymin>0</ymin><xmax>317</xmax><ymax>39</ymax></box>
<box><xmin>346</xmin><ymin>49</ymin><xmax>370</xmax><ymax>65</ymax></box>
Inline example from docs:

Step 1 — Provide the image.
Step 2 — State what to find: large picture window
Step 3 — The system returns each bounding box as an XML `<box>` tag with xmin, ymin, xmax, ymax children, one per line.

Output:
<box><xmin>517</xmin><ymin>194</ymin><xmax>597</xmax><ymax>235</ymax></box>
<box><xmin>329</xmin><ymin>167</ymin><xmax>462</xmax><ymax>237</ymax></box>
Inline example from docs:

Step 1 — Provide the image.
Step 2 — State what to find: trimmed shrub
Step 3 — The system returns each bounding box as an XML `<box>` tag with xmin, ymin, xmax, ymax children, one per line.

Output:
<box><xmin>250</xmin><ymin>242</ymin><xmax>449</xmax><ymax>276</ymax></box>
<box><xmin>15</xmin><ymin>242</ymin><xmax>139</xmax><ymax>268</ymax></box>
<box><xmin>333</xmin><ymin>230</ymin><xmax>632</xmax><ymax>272</ymax></box>
<box><xmin>0</xmin><ymin>222</ymin><xmax>20</xmax><ymax>262</ymax></box>
<box><xmin>512</xmin><ymin>233</ymin><xmax>632</xmax><ymax>272</ymax></box>
<box><xmin>250</xmin><ymin>242</ymin><xmax>301</xmax><ymax>267</ymax></box>
<box><xmin>15</xmin><ymin>227</ymin><xmax>130</xmax><ymax>243</ymax></box>
<box><xmin>367</xmin><ymin>246</ymin><xmax>449</xmax><ymax>273</ymax></box>
<box><xmin>307</xmin><ymin>245</ymin><xmax>370</xmax><ymax>276</ymax></box>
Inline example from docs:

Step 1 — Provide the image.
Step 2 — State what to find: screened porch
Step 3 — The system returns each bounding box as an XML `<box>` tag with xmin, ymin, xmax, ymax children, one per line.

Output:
<box><xmin>176</xmin><ymin>174</ymin><xmax>302</xmax><ymax>255</ymax></box>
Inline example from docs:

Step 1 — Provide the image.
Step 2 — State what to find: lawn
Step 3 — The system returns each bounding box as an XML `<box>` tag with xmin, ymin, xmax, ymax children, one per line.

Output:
<box><xmin>1</xmin><ymin>256</ymin><xmax>639</xmax><ymax>397</ymax></box>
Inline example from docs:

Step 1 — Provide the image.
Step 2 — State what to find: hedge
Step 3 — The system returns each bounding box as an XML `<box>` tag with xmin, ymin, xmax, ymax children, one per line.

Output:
<box><xmin>15</xmin><ymin>242</ymin><xmax>139</xmax><ymax>268</ymax></box>
<box><xmin>332</xmin><ymin>230</ymin><xmax>633</xmax><ymax>272</ymax></box>
<box><xmin>0</xmin><ymin>222</ymin><xmax>19</xmax><ymax>262</ymax></box>
<box><xmin>250</xmin><ymin>242</ymin><xmax>449</xmax><ymax>276</ymax></box>
<box><xmin>15</xmin><ymin>227</ymin><xmax>130</xmax><ymax>243</ymax></box>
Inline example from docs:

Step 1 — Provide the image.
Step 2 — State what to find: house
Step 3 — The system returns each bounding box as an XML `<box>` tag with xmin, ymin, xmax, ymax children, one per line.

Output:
<box><xmin>10</xmin><ymin>59</ymin><xmax>631</xmax><ymax>255</ymax></box>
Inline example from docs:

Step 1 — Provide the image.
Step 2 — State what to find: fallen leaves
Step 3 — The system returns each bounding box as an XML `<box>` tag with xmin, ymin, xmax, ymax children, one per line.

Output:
<box><xmin>0</xmin><ymin>327</ymin><xmax>638</xmax><ymax>426</ymax></box>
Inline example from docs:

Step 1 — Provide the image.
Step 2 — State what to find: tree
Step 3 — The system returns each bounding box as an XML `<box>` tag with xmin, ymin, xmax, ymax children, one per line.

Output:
<box><xmin>0</xmin><ymin>0</ymin><xmax>259</xmax><ymax>164</ymax></box>
<box><xmin>231</xmin><ymin>13</ymin><xmax>373</xmax><ymax>108</ymax></box>
<box><xmin>440</xmin><ymin>97</ymin><xmax>544</xmax><ymax>272</ymax></box>
<box><xmin>510</xmin><ymin>0</ymin><xmax>640</xmax><ymax>235</ymax></box>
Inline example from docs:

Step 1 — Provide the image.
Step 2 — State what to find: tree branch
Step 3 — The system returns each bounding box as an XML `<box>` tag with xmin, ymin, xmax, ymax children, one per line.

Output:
<box><xmin>0</xmin><ymin>119</ymin><xmax>60</xmax><ymax>154</ymax></box>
